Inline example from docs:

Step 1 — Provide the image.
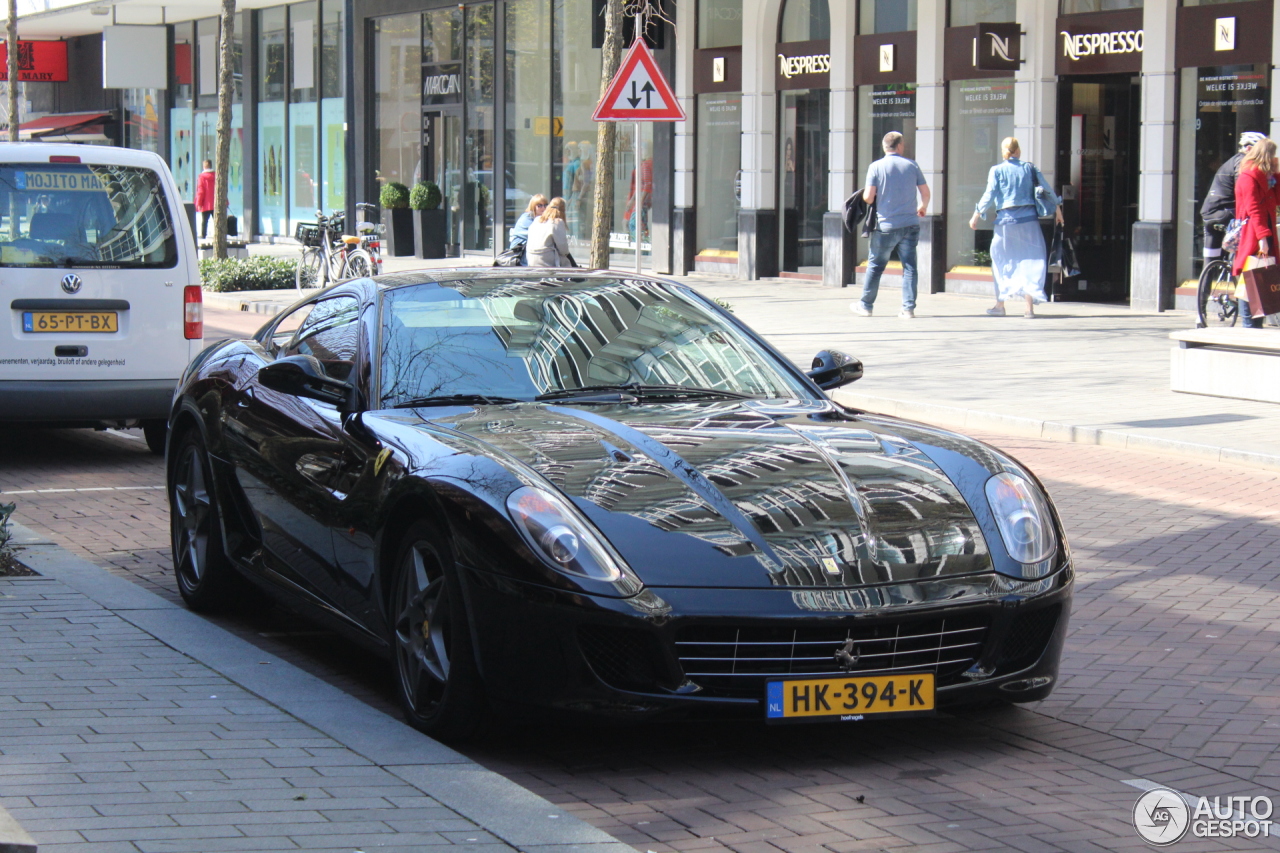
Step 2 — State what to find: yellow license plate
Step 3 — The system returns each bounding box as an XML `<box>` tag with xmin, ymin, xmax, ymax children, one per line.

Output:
<box><xmin>23</xmin><ymin>312</ymin><xmax>118</xmax><ymax>333</ymax></box>
<box><xmin>766</xmin><ymin>672</ymin><xmax>935</xmax><ymax>722</ymax></box>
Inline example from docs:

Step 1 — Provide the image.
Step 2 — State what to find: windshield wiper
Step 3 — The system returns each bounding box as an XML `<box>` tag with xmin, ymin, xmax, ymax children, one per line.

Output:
<box><xmin>536</xmin><ymin>383</ymin><xmax>754</xmax><ymax>402</ymax></box>
<box><xmin>392</xmin><ymin>394</ymin><xmax>522</xmax><ymax>408</ymax></box>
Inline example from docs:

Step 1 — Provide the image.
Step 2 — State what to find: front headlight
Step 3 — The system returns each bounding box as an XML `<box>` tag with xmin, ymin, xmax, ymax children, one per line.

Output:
<box><xmin>506</xmin><ymin>485</ymin><xmax>625</xmax><ymax>582</ymax></box>
<box><xmin>985</xmin><ymin>472</ymin><xmax>1057</xmax><ymax>565</ymax></box>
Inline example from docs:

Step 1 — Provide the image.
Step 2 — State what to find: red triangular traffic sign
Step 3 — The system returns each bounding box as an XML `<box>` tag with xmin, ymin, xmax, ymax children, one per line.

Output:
<box><xmin>592</xmin><ymin>39</ymin><xmax>685</xmax><ymax>122</ymax></box>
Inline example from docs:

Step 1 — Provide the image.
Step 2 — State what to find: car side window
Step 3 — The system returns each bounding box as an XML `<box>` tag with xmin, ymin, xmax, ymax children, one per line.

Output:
<box><xmin>268</xmin><ymin>303</ymin><xmax>314</xmax><ymax>355</ymax></box>
<box><xmin>284</xmin><ymin>296</ymin><xmax>360</xmax><ymax>382</ymax></box>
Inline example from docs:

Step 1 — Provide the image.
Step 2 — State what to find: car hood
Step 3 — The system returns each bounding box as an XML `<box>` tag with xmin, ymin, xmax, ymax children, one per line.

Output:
<box><xmin>416</xmin><ymin>399</ymin><xmax>997</xmax><ymax>590</ymax></box>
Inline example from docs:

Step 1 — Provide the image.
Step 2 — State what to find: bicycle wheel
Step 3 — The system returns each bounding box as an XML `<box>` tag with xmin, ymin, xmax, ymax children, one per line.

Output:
<box><xmin>296</xmin><ymin>247</ymin><xmax>325</xmax><ymax>289</ymax></box>
<box><xmin>1196</xmin><ymin>259</ymin><xmax>1237</xmax><ymax>328</ymax></box>
<box><xmin>342</xmin><ymin>249</ymin><xmax>375</xmax><ymax>280</ymax></box>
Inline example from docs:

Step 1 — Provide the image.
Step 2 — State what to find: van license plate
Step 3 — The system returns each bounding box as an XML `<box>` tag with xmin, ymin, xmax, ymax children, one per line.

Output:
<box><xmin>23</xmin><ymin>312</ymin><xmax>118</xmax><ymax>333</ymax></box>
<box><xmin>766</xmin><ymin>673</ymin><xmax>935</xmax><ymax>723</ymax></box>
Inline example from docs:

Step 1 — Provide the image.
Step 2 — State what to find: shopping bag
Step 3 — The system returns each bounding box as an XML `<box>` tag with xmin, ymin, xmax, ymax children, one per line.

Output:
<box><xmin>1242</xmin><ymin>255</ymin><xmax>1280</xmax><ymax>317</ymax></box>
<box><xmin>1048</xmin><ymin>223</ymin><xmax>1081</xmax><ymax>278</ymax></box>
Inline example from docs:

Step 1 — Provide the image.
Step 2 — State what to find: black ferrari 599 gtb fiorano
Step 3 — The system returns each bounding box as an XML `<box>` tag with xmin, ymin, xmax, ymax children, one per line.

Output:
<box><xmin>166</xmin><ymin>269</ymin><xmax>1071</xmax><ymax>739</ymax></box>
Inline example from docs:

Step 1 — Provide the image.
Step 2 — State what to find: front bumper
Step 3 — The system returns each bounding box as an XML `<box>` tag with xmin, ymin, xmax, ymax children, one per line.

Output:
<box><xmin>0</xmin><ymin>378</ymin><xmax>176</xmax><ymax>424</ymax></box>
<box><xmin>462</xmin><ymin>563</ymin><xmax>1073</xmax><ymax>721</ymax></box>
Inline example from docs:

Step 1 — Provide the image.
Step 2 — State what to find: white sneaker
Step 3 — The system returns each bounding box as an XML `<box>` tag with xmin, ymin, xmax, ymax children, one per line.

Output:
<box><xmin>898</xmin><ymin>308</ymin><xmax>915</xmax><ymax>319</ymax></box>
<box><xmin>851</xmin><ymin>303</ymin><xmax>872</xmax><ymax>317</ymax></box>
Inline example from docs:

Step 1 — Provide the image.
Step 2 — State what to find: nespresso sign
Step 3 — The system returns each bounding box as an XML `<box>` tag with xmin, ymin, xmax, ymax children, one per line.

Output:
<box><xmin>1060</xmin><ymin>28</ymin><xmax>1143</xmax><ymax>61</ymax></box>
<box><xmin>775</xmin><ymin>40</ymin><xmax>829</xmax><ymax>90</ymax></box>
<box><xmin>1055</xmin><ymin>10</ymin><xmax>1144</xmax><ymax>75</ymax></box>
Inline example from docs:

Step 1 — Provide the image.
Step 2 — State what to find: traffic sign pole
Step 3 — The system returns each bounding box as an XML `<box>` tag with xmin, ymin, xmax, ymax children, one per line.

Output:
<box><xmin>593</xmin><ymin>38</ymin><xmax>685</xmax><ymax>274</ymax></box>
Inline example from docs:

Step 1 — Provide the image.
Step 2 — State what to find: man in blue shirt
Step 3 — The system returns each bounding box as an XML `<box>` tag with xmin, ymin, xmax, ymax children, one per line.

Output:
<box><xmin>852</xmin><ymin>131</ymin><xmax>930</xmax><ymax>319</ymax></box>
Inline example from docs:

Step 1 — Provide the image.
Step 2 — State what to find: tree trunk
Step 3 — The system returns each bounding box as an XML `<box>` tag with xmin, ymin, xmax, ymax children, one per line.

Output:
<box><xmin>7</xmin><ymin>0</ymin><xmax>18</xmax><ymax>240</ymax></box>
<box><xmin>212</xmin><ymin>0</ymin><xmax>237</xmax><ymax>260</ymax></box>
<box><xmin>6</xmin><ymin>0</ymin><xmax>16</xmax><ymax>144</ymax></box>
<box><xmin>589</xmin><ymin>0</ymin><xmax>623</xmax><ymax>270</ymax></box>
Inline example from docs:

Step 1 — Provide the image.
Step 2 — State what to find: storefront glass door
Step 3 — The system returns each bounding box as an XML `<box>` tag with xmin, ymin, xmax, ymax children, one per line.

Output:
<box><xmin>779</xmin><ymin>88</ymin><xmax>829</xmax><ymax>272</ymax></box>
<box><xmin>1056</xmin><ymin>75</ymin><xmax>1140</xmax><ymax>302</ymax></box>
<box><xmin>424</xmin><ymin>109</ymin><xmax>463</xmax><ymax>252</ymax></box>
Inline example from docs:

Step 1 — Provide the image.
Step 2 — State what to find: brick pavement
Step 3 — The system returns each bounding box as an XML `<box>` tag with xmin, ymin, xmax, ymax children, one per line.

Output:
<box><xmin>2</xmin><ymin>309</ymin><xmax>1279</xmax><ymax>850</ymax></box>
<box><xmin>0</xmin><ymin>576</ymin><xmax>510</xmax><ymax>852</ymax></box>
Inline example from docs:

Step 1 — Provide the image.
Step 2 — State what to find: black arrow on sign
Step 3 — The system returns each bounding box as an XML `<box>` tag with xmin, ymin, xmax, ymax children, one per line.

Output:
<box><xmin>640</xmin><ymin>81</ymin><xmax>655</xmax><ymax>108</ymax></box>
<box><xmin>627</xmin><ymin>81</ymin><xmax>642</xmax><ymax>108</ymax></box>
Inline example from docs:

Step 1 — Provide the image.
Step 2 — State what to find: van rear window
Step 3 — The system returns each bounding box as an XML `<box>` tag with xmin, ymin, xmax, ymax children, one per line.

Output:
<box><xmin>0</xmin><ymin>164</ymin><xmax>178</xmax><ymax>268</ymax></box>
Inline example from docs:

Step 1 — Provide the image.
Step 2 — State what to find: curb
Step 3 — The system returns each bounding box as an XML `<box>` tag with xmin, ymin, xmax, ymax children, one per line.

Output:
<box><xmin>831</xmin><ymin>389</ymin><xmax>1280</xmax><ymax>474</ymax></box>
<box><xmin>6</xmin><ymin>522</ymin><xmax>631</xmax><ymax>853</ymax></box>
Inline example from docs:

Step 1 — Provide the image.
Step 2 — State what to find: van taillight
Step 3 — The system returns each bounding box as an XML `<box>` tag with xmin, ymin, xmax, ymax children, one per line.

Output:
<box><xmin>49</xmin><ymin>155</ymin><xmax>81</xmax><ymax>164</ymax></box>
<box><xmin>184</xmin><ymin>286</ymin><xmax>203</xmax><ymax>339</ymax></box>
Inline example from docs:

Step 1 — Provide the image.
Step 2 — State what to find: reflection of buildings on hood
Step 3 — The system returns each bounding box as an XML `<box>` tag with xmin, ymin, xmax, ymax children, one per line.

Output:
<box><xmin>445</xmin><ymin>402</ymin><xmax>990</xmax><ymax>589</ymax></box>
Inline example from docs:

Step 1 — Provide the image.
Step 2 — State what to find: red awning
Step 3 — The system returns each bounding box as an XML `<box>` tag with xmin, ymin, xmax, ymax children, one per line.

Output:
<box><xmin>18</xmin><ymin>111</ymin><xmax>112</xmax><ymax>141</ymax></box>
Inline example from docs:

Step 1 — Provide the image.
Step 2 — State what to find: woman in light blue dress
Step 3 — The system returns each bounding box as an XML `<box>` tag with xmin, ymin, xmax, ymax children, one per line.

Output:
<box><xmin>969</xmin><ymin>137</ymin><xmax>1064</xmax><ymax>318</ymax></box>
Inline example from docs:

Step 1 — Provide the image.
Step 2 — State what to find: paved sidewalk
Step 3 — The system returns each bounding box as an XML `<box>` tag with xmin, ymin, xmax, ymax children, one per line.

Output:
<box><xmin>204</xmin><ymin>247</ymin><xmax>1280</xmax><ymax>471</ymax></box>
<box><xmin>0</xmin><ymin>523</ymin><xmax>630</xmax><ymax>853</ymax></box>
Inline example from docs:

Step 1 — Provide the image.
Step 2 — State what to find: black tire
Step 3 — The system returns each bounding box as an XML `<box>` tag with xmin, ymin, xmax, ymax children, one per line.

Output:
<box><xmin>297</xmin><ymin>247</ymin><xmax>325</xmax><ymax>289</ymax></box>
<box><xmin>1196</xmin><ymin>259</ymin><xmax>1237</xmax><ymax>328</ymax></box>
<box><xmin>390</xmin><ymin>520</ymin><xmax>486</xmax><ymax>741</ymax></box>
<box><xmin>343</xmin><ymin>249</ymin><xmax>375</xmax><ymax>280</ymax></box>
<box><xmin>142</xmin><ymin>420</ymin><xmax>167</xmax><ymax>456</ymax></box>
<box><xmin>169</xmin><ymin>430</ymin><xmax>237</xmax><ymax>611</ymax></box>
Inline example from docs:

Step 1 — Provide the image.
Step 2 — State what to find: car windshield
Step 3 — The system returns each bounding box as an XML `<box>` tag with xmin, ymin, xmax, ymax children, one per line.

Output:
<box><xmin>0</xmin><ymin>163</ymin><xmax>178</xmax><ymax>268</ymax></box>
<box><xmin>379</xmin><ymin>276</ymin><xmax>810</xmax><ymax>406</ymax></box>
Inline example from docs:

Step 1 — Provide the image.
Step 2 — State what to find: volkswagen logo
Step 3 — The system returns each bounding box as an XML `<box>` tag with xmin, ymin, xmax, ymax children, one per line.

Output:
<box><xmin>60</xmin><ymin>274</ymin><xmax>82</xmax><ymax>295</ymax></box>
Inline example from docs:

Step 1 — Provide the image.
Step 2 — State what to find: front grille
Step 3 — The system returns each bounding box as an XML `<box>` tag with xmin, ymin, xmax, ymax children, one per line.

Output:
<box><xmin>675</xmin><ymin>614</ymin><xmax>989</xmax><ymax>697</ymax></box>
<box><xmin>994</xmin><ymin>604</ymin><xmax>1061</xmax><ymax>673</ymax></box>
<box><xmin>577</xmin><ymin>625</ymin><xmax>667</xmax><ymax>692</ymax></box>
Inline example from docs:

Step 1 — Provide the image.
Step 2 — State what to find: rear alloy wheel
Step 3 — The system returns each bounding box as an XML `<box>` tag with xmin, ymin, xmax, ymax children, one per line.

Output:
<box><xmin>169</xmin><ymin>431</ymin><xmax>237</xmax><ymax>611</ymax></box>
<box><xmin>390</xmin><ymin>521</ymin><xmax>486</xmax><ymax>740</ymax></box>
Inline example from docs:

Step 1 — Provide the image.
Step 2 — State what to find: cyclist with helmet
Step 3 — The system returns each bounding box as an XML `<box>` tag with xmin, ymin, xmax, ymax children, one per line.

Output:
<box><xmin>1201</xmin><ymin>131</ymin><xmax>1268</xmax><ymax>260</ymax></box>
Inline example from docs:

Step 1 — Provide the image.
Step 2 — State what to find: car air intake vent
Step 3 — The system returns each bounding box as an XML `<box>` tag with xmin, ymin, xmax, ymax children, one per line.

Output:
<box><xmin>994</xmin><ymin>604</ymin><xmax>1061</xmax><ymax>673</ymax></box>
<box><xmin>675</xmin><ymin>614</ymin><xmax>990</xmax><ymax>698</ymax></box>
<box><xmin>577</xmin><ymin>625</ymin><xmax>667</xmax><ymax>693</ymax></box>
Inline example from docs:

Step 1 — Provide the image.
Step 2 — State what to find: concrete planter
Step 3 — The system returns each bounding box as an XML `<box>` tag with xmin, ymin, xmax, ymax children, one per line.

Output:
<box><xmin>413</xmin><ymin>209</ymin><xmax>447</xmax><ymax>259</ymax></box>
<box><xmin>381</xmin><ymin>208</ymin><xmax>414</xmax><ymax>257</ymax></box>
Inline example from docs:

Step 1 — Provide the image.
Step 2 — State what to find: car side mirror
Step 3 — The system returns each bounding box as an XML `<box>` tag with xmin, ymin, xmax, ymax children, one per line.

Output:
<box><xmin>258</xmin><ymin>355</ymin><xmax>356</xmax><ymax>409</ymax></box>
<box><xmin>807</xmin><ymin>349</ymin><xmax>863</xmax><ymax>390</ymax></box>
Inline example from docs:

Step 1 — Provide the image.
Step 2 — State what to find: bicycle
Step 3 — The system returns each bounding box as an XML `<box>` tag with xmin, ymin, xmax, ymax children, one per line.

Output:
<box><xmin>295</xmin><ymin>205</ymin><xmax>382</xmax><ymax>289</ymax></box>
<box><xmin>1196</xmin><ymin>253</ymin><xmax>1238</xmax><ymax>328</ymax></box>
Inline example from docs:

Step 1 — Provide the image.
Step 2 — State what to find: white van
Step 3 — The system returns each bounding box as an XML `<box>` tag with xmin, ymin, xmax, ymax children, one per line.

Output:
<box><xmin>0</xmin><ymin>142</ymin><xmax>203</xmax><ymax>454</ymax></box>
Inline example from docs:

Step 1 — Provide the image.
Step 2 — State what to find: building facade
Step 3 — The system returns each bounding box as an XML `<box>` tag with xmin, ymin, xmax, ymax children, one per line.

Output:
<box><xmin>8</xmin><ymin>0</ymin><xmax>1280</xmax><ymax>308</ymax></box>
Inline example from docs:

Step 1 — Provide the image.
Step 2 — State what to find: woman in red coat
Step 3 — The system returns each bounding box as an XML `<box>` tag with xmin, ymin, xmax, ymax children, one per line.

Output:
<box><xmin>1232</xmin><ymin>137</ymin><xmax>1280</xmax><ymax>327</ymax></box>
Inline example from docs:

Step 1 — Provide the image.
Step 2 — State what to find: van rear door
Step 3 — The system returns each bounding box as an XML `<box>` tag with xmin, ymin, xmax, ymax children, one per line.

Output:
<box><xmin>1</xmin><ymin>148</ymin><xmax>199</xmax><ymax>395</ymax></box>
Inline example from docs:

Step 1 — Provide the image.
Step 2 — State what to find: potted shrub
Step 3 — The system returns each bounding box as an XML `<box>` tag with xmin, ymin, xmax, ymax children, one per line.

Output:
<box><xmin>410</xmin><ymin>181</ymin><xmax>446</xmax><ymax>260</ymax></box>
<box><xmin>379</xmin><ymin>182</ymin><xmax>413</xmax><ymax>257</ymax></box>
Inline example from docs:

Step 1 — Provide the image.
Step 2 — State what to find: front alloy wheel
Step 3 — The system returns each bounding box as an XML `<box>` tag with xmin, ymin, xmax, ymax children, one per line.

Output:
<box><xmin>391</xmin><ymin>522</ymin><xmax>485</xmax><ymax>740</ymax></box>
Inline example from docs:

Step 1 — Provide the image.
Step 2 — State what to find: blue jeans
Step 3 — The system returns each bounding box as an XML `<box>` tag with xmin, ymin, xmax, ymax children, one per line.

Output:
<box><xmin>1240</xmin><ymin>299</ymin><xmax>1265</xmax><ymax>328</ymax></box>
<box><xmin>860</xmin><ymin>225</ymin><xmax>920</xmax><ymax>311</ymax></box>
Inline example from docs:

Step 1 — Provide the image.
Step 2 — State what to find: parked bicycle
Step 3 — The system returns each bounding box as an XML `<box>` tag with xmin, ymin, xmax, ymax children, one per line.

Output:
<box><xmin>295</xmin><ymin>203</ymin><xmax>384</xmax><ymax>289</ymax></box>
<box><xmin>1196</xmin><ymin>250</ymin><xmax>1238</xmax><ymax>328</ymax></box>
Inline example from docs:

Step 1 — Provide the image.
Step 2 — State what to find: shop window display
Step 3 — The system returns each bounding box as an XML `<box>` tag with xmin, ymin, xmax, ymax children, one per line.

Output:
<box><xmin>259</xmin><ymin>6</ymin><xmax>288</xmax><ymax>235</ymax></box>
<box><xmin>946</xmin><ymin>79</ymin><xmax>1014</xmax><ymax>276</ymax></box>
<box><xmin>1176</xmin><ymin>63</ymin><xmax>1270</xmax><ymax>287</ymax></box>
<box><xmin>372</xmin><ymin>14</ymin><xmax>422</xmax><ymax>194</ymax></box>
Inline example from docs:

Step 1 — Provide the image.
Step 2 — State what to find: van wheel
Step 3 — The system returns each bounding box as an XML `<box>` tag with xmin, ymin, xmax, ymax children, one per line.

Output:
<box><xmin>142</xmin><ymin>420</ymin><xmax>167</xmax><ymax>456</ymax></box>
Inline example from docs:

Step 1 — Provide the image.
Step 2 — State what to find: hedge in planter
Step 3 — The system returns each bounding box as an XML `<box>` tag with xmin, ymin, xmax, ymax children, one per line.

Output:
<box><xmin>410</xmin><ymin>181</ymin><xmax>446</xmax><ymax>260</ymax></box>
<box><xmin>380</xmin><ymin>182</ymin><xmax>414</xmax><ymax>257</ymax></box>
<box><xmin>200</xmin><ymin>256</ymin><xmax>299</xmax><ymax>292</ymax></box>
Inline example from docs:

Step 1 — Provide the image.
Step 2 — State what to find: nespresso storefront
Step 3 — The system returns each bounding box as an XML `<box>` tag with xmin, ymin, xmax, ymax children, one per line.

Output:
<box><xmin>1054</xmin><ymin>7</ymin><xmax>1143</xmax><ymax>304</ymax></box>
